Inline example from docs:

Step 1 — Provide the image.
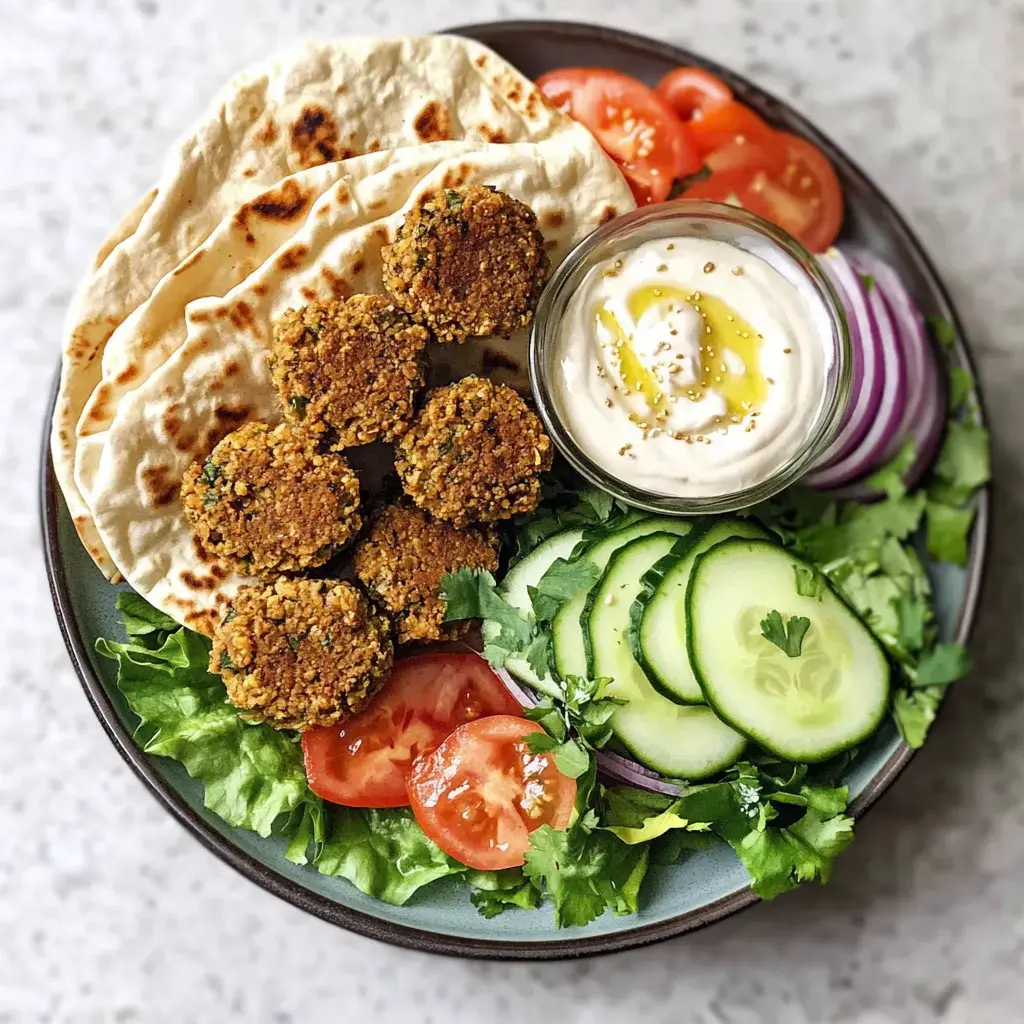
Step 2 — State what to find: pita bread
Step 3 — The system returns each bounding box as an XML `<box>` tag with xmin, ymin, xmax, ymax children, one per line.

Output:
<box><xmin>87</xmin><ymin>138</ymin><xmax>633</xmax><ymax>633</ymax></box>
<box><xmin>52</xmin><ymin>35</ymin><xmax>594</xmax><ymax>577</ymax></box>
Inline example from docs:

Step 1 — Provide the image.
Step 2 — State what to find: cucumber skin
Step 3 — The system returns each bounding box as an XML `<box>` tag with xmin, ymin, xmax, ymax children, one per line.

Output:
<box><xmin>626</xmin><ymin>527</ymin><xmax>710</xmax><ymax>705</ymax></box>
<box><xmin>684</xmin><ymin>537</ymin><xmax>892</xmax><ymax>763</ymax></box>
<box><xmin>580</xmin><ymin>520</ymin><xmax>695</xmax><ymax>676</ymax></box>
<box><xmin>630</xmin><ymin>518</ymin><xmax>773</xmax><ymax>707</ymax></box>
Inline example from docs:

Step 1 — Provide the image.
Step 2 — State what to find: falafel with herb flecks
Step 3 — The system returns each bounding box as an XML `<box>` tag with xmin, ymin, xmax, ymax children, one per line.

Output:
<box><xmin>211</xmin><ymin>578</ymin><xmax>393</xmax><ymax>731</ymax></box>
<box><xmin>382</xmin><ymin>184</ymin><xmax>549</xmax><ymax>343</ymax></box>
<box><xmin>353</xmin><ymin>502</ymin><xmax>501</xmax><ymax>643</ymax></box>
<box><xmin>270</xmin><ymin>295</ymin><xmax>429</xmax><ymax>447</ymax></box>
<box><xmin>395</xmin><ymin>376</ymin><xmax>553</xmax><ymax>526</ymax></box>
<box><xmin>180</xmin><ymin>420</ymin><xmax>361</xmax><ymax>576</ymax></box>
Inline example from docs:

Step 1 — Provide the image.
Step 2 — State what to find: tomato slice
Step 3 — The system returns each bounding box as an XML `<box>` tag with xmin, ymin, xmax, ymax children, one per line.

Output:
<box><xmin>408</xmin><ymin>716</ymin><xmax>576</xmax><ymax>871</ymax></box>
<box><xmin>656</xmin><ymin>67</ymin><xmax>732</xmax><ymax>121</ymax></box>
<box><xmin>537</xmin><ymin>68</ymin><xmax>701</xmax><ymax>204</ymax></box>
<box><xmin>686</xmin><ymin>99</ymin><xmax>778</xmax><ymax>157</ymax></box>
<box><xmin>771</xmin><ymin>132</ymin><xmax>844</xmax><ymax>252</ymax></box>
<box><xmin>678</xmin><ymin>134</ymin><xmax>843</xmax><ymax>253</ymax></box>
<box><xmin>302</xmin><ymin>654</ymin><xmax>522</xmax><ymax>808</ymax></box>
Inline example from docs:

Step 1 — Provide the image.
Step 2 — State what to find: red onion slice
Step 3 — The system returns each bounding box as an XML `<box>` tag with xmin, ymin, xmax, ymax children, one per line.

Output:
<box><xmin>847</xmin><ymin>248</ymin><xmax>931</xmax><ymax>460</ymax></box>
<box><xmin>595</xmin><ymin>750</ymin><xmax>684</xmax><ymax>795</ymax></box>
<box><xmin>804</xmin><ymin>249</ymin><xmax>908</xmax><ymax>490</ymax></box>
<box><xmin>810</xmin><ymin>248</ymin><xmax>884</xmax><ymax>469</ymax></box>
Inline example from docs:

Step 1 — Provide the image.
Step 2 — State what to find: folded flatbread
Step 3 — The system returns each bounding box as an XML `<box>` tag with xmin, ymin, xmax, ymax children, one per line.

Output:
<box><xmin>52</xmin><ymin>34</ymin><xmax>623</xmax><ymax>578</ymax></box>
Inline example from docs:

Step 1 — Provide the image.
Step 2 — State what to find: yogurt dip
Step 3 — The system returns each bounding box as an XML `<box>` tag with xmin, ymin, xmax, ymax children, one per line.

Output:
<box><xmin>550</xmin><ymin>236</ymin><xmax>830</xmax><ymax>497</ymax></box>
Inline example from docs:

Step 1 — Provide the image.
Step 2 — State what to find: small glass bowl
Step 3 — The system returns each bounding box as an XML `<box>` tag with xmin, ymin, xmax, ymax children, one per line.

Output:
<box><xmin>529</xmin><ymin>201</ymin><xmax>851</xmax><ymax>515</ymax></box>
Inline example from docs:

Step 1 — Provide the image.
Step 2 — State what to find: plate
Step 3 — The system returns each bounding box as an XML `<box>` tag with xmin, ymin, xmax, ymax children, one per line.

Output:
<box><xmin>41</xmin><ymin>20</ymin><xmax>989</xmax><ymax>959</ymax></box>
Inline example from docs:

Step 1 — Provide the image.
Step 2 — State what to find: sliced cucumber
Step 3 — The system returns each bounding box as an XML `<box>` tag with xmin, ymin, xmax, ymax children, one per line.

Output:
<box><xmin>688</xmin><ymin>538</ymin><xmax>890</xmax><ymax>762</ymax></box>
<box><xmin>633</xmin><ymin>518</ymin><xmax>773</xmax><ymax>704</ymax></box>
<box><xmin>588</xmin><ymin>532</ymin><xmax>747</xmax><ymax>779</ymax></box>
<box><xmin>482</xmin><ymin>526</ymin><xmax>584</xmax><ymax>698</ymax></box>
<box><xmin>550</xmin><ymin>515</ymin><xmax>695</xmax><ymax>681</ymax></box>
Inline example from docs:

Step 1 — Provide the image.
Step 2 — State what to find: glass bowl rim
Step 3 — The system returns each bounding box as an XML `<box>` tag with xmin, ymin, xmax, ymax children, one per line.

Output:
<box><xmin>529</xmin><ymin>200</ymin><xmax>852</xmax><ymax>515</ymax></box>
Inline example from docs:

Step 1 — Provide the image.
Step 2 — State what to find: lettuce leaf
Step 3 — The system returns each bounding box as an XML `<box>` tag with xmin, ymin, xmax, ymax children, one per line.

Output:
<box><xmin>96</xmin><ymin>595</ymin><xmax>322</xmax><ymax>863</ymax></box>
<box><xmin>314</xmin><ymin>807</ymin><xmax>465</xmax><ymax>905</ymax></box>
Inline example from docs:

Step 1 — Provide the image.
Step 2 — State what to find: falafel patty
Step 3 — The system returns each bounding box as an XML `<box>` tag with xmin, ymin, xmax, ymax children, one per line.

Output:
<box><xmin>395</xmin><ymin>376</ymin><xmax>553</xmax><ymax>526</ymax></box>
<box><xmin>270</xmin><ymin>296</ymin><xmax>429</xmax><ymax>447</ymax></box>
<box><xmin>382</xmin><ymin>184</ymin><xmax>549</xmax><ymax>343</ymax></box>
<box><xmin>353</xmin><ymin>503</ymin><xmax>501</xmax><ymax>643</ymax></box>
<box><xmin>181</xmin><ymin>420</ymin><xmax>361</xmax><ymax>575</ymax></box>
<box><xmin>211</xmin><ymin>578</ymin><xmax>393</xmax><ymax>730</ymax></box>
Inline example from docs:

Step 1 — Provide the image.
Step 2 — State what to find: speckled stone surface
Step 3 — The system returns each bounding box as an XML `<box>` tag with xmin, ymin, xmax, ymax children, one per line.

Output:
<box><xmin>2</xmin><ymin>0</ymin><xmax>1023</xmax><ymax>1020</ymax></box>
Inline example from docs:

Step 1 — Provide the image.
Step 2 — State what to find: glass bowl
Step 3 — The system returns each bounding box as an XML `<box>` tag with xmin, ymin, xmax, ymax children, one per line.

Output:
<box><xmin>529</xmin><ymin>201</ymin><xmax>851</xmax><ymax>515</ymax></box>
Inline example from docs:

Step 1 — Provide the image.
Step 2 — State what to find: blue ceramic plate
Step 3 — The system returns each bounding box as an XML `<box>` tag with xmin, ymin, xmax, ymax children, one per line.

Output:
<box><xmin>42</xmin><ymin>21</ymin><xmax>989</xmax><ymax>959</ymax></box>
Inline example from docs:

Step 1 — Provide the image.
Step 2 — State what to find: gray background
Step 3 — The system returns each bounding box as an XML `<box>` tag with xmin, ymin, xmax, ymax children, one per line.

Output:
<box><xmin>2</xmin><ymin>0</ymin><xmax>1022</xmax><ymax>1020</ymax></box>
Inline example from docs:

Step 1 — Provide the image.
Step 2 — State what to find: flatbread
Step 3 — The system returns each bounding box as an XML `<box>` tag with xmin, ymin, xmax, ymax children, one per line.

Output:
<box><xmin>52</xmin><ymin>35</ymin><xmax>588</xmax><ymax>578</ymax></box>
<box><xmin>87</xmin><ymin>138</ymin><xmax>634</xmax><ymax>633</ymax></box>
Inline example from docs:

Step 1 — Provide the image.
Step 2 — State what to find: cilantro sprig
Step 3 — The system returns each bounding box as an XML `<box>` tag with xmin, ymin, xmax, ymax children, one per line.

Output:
<box><xmin>760</xmin><ymin>611</ymin><xmax>811</xmax><ymax>657</ymax></box>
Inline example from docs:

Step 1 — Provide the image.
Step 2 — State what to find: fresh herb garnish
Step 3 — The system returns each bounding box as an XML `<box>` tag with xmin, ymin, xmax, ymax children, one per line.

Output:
<box><xmin>793</xmin><ymin>564</ymin><xmax>826</xmax><ymax>601</ymax></box>
<box><xmin>760</xmin><ymin>611</ymin><xmax>811</xmax><ymax>657</ymax></box>
<box><xmin>913</xmin><ymin>642</ymin><xmax>972</xmax><ymax>688</ymax></box>
<box><xmin>528</xmin><ymin>557</ymin><xmax>601</xmax><ymax>622</ymax></box>
<box><xmin>441</xmin><ymin>567</ymin><xmax>532</xmax><ymax>667</ymax></box>
<box><xmin>666</xmin><ymin>164</ymin><xmax>712</xmax><ymax>200</ymax></box>
<box><xmin>860</xmin><ymin>273</ymin><xmax>876</xmax><ymax>291</ymax></box>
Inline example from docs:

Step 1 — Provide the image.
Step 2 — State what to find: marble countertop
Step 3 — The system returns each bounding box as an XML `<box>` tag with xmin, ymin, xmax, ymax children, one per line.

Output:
<box><xmin>2</xmin><ymin>0</ymin><xmax>1022</xmax><ymax>1020</ymax></box>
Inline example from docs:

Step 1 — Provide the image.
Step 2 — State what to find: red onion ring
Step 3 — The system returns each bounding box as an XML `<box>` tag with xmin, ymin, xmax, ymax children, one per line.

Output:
<box><xmin>804</xmin><ymin>248</ymin><xmax>908</xmax><ymax>490</ymax></box>
<box><xmin>810</xmin><ymin>248</ymin><xmax>883</xmax><ymax>469</ymax></box>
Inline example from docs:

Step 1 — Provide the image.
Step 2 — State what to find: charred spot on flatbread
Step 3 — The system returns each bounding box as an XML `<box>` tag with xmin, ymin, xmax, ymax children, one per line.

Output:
<box><xmin>413</xmin><ymin>101</ymin><xmax>452</xmax><ymax>143</ymax></box>
<box><xmin>289</xmin><ymin>105</ymin><xmax>342</xmax><ymax>167</ymax></box>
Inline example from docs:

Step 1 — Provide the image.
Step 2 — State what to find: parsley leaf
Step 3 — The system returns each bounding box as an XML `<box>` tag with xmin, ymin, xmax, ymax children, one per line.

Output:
<box><xmin>524</xmin><ymin>731</ymin><xmax>591</xmax><ymax>779</ymax></box>
<box><xmin>933</xmin><ymin>421</ymin><xmax>990</xmax><ymax>492</ymax></box>
<box><xmin>925</xmin><ymin>501</ymin><xmax>976</xmax><ymax>566</ymax></box>
<box><xmin>860</xmin><ymin>273</ymin><xmax>876</xmax><ymax>291</ymax></box>
<box><xmin>926</xmin><ymin>314</ymin><xmax>957</xmax><ymax>350</ymax></box>
<box><xmin>892</xmin><ymin>588</ymin><xmax>927</xmax><ymax>652</ymax></box>
<box><xmin>866</xmin><ymin>437</ymin><xmax>916</xmax><ymax>500</ymax></box>
<box><xmin>467</xmin><ymin>868</ymin><xmax>541</xmax><ymax>918</ymax></box>
<box><xmin>914</xmin><ymin>642</ymin><xmax>972</xmax><ymax>688</ymax></box>
<box><xmin>793</xmin><ymin>564</ymin><xmax>826</xmax><ymax>600</ymax></box>
<box><xmin>948</xmin><ymin>366</ymin><xmax>976</xmax><ymax>413</ymax></box>
<box><xmin>760</xmin><ymin>611</ymin><xmax>811</xmax><ymax>657</ymax></box>
<box><xmin>795</xmin><ymin>494</ymin><xmax>926</xmax><ymax>564</ymax></box>
<box><xmin>528</xmin><ymin>558</ymin><xmax>601</xmax><ymax>622</ymax></box>
<box><xmin>523</xmin><ymin>825</ymin><xmax>649</xmax><ymax>928</ymax></box>
<box><xmin>893</xmin><ymin>687</ymin><xmax>943</xmax><ymax>748</ymax></box>
<box><xmin>441</xmin><ymin>568</ymin><xmax>532</xmax><ymax>659</ymax></box>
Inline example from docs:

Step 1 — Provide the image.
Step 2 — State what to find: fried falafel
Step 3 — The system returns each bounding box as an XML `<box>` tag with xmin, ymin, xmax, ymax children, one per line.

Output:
<box><xmin>395</xmin><ymin>376</ymin><xmax>553</xmax><ymax>526</ymax></box>
<box><xmin>353</xmin><ymin>502</ymin><xmax>501</xmax><ymax>643</ymax></box>
<box><xmin>181</xmin><ymin>420</ymin><xmax>361</xmax><ymax>575</ymax></box>
<box><xmin>382</xmin><ymin>184</ymin><xmax>549</xmax><ymax>343</ymax></box>
<box><xmin>270</xmin><ymin>295</ymin><xmax>429</xmax><ymax>447</ymax></box>
<box><xmin>211</xmin><ymin>578</ymin><xmax>393</xmax><ymax>730</ymax></box>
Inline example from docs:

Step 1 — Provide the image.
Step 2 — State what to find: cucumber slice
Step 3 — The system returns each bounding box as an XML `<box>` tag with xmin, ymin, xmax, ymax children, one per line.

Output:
<box><xmin>588</xmin><ymin>532</ymin><xmax>747</xmax><ymax>779</ymax></box>
<box><xmin>550</xmin><ymin>515</ymin><xmax>695</xmax><ymax>680</ymax></box>
<box><xmin>688</xmin><ymin>538</ymin><xmax>890</xmax><ymax>762</ymax></box>
<box><xmin>482</xmin><ymin>526</ymin><xmax>584</xmax><ymax>698</ymax></box>
<box><xmin>633</xmin><ymin>518</ymin><xmax>772</xmax><ymax>704</ymax></box>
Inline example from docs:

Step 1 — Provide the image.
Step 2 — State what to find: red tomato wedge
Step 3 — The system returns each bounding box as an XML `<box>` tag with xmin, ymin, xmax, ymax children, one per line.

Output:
<box><xmin>679</xmin><ymin>134</ymin><xmax>843</xmax><ymax>253</ymax></box>
<box><xmin>408</xmin><ymin>716</ymin><xmax>577</xmax><ymax>871</ymax></box>
<box><xmin>656</xmin><ymin>66</ymin><xmax>732</xmax><ymax>121</ymax></box>
<box><xmin>770</xmin><ymin>132</ymin><xmax>844</xmax><ymax>252</ymax></box>
<box><xmin>536</xmin><ymin>68</ymin><xmax>701</xmax><ymax>203</ymax></box>
<box><xmin>302</xmin><ymin>654</ymin><xmax>522</xmax><ymax>808</ymax></box>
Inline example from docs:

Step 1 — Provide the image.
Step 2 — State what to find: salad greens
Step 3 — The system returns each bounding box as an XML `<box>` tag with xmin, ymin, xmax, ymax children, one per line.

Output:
<box><xmin>93</xmin><ymin>320</ymin><xmax>988</xmax><ymax>929</ymax></box>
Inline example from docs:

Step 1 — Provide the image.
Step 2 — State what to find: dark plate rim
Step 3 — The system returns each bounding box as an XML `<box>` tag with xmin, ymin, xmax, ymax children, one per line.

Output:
<box><xmin>40</xmin><ymin>18</ymin><xmax>990</xmax><ymax>961</ymax></box>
